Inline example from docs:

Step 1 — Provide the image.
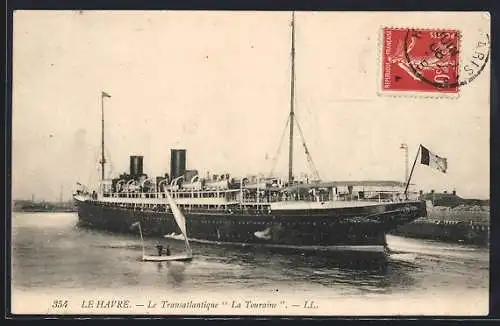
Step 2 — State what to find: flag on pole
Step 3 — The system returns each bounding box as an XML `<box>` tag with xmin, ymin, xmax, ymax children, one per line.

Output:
<box><xmin>420</xmin><ymin>145</ymin><xmax>447</xmax><ymax>173</ymax></box>
<box><xmin>102</xmin><ymin>91</ymin><xmax>111</xmax><ymax>98</ymax></box>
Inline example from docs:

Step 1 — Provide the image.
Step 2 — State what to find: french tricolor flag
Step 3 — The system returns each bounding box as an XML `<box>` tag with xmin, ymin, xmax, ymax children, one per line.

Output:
<box><xmin>420</xmin><ymin>145</ymin><xmax>448</xmax><ymax>173</ymax></box>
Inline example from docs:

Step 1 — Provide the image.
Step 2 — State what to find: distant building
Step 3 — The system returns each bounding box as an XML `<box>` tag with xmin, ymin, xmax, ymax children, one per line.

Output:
<box><xmin>13</xmin><ymin>199</ymin><xmax>77</xmax><ymax>212</ymax></box>
<box><xmin>420</xmin><ymin>190</ymin><xmax>489</xmax><ymax>208</ymax></box>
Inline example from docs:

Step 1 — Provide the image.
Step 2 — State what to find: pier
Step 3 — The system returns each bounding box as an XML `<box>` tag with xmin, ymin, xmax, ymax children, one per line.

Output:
<box><xmin>392</xmin><ymin>191</ymin><xmax>489</xmax><ymax>246</ymax></box>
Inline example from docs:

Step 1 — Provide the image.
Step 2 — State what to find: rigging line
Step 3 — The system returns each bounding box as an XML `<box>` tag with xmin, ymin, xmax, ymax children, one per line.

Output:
<box><xmin>293</xmin><ymin>115</ymin><xmax>321</xmax><ymax>180</ymax></box>
<box><xmin>269</xmin><ymin>115</ymin><xmax>291</xmax><ymax>177</ymax></box>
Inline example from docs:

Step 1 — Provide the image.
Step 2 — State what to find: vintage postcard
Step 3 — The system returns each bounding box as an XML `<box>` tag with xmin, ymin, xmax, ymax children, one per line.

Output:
<box><xmin>11</xmin><ymin>11</ymin><xmax>490</xmax><ymax>316</ymax></box>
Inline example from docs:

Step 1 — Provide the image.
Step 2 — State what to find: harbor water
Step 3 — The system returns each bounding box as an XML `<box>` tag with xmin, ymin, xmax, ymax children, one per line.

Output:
<box><xmin>11</xmin><ymin>212</ymin><xmax>489</xmax><ymax>316</ymax></box>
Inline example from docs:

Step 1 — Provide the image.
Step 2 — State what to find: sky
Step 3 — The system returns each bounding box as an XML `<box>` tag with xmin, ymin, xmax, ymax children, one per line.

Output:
<box><xmin>12</xmin><ymin>11</ymin><xmax>491</xmax><ymax>201</ymax></box>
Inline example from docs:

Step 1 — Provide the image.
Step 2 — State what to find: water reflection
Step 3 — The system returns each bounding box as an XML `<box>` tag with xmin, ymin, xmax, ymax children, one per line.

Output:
<box><xmin>182</xmin><ymin>243</ymin><xmax>421</xmax><ymax>295</ymax></box>
<box><xmin>166</xmin><ymin>262</ymin><xmax>188</xmax><ymax>287</ymax></box>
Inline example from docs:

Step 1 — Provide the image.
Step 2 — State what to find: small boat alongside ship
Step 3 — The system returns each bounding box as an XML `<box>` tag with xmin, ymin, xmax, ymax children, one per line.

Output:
<box><xmin>73</xmin><ymin>13</ymin><xmax>427</xmax><ymax>254</ymax></box>
<box><xmin>134</xmin><ymin>190</ymin><xmax>193</xmax><ymax>262</ymax></box>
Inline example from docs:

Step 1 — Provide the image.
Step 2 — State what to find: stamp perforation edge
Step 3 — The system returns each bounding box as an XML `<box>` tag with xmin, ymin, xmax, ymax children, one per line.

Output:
<box><xmin>376</xmin><ymin>26</ymin><xmax>462</xmax><ymax>100</ymax></box>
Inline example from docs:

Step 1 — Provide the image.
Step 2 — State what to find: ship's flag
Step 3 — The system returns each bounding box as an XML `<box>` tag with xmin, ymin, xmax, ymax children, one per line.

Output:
<box><xmin>102</xmin><ymin>91</ymin><xmax>111</xmax><ymax>98</ymax></box>
<box><xmin>420</xmin><ymin>145</ymin><xmax>447</xmax><ymax>173</ymax></box>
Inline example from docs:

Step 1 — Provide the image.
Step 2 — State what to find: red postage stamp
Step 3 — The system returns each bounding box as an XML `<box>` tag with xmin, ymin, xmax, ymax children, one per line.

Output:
<box><xmin>381</xmin><ymin>28</ymin><xmax>460</xmax><ymax>94</ymax></box>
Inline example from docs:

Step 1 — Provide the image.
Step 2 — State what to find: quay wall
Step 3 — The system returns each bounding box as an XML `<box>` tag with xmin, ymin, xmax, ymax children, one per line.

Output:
<box><xmin>391</xmin><ymin>206</ymin><xmax>490</xmax><ymax>246</ymax></box>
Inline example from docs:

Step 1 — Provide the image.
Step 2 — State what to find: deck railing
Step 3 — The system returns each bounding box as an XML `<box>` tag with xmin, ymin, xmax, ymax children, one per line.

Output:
<box><xmin>91</xmin><ymin>188</ymin><xmax>414</xmax><ymax>205</ymax></box>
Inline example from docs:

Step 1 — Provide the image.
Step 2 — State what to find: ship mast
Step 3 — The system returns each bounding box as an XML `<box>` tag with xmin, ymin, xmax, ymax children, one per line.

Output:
<box><xmin>100</xmin><ymin>91</ymin><xmax>111</xmax><ymax>181</ymax></box>
<box><xmin>288</xmin><ymin>12</ymin><xmax>296</xmax><ymax>185</ymax></box>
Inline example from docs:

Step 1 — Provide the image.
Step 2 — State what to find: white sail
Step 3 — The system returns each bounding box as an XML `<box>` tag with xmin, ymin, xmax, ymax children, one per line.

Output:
<box><xmin>165</xmin><ymin>191</ymin><xmax>191</xmax><ymax>252</ymax></box>
<box><xmin>133</xmin><ymin>200</ymin><xmax>193</xmax><ymax>262</ymax></box>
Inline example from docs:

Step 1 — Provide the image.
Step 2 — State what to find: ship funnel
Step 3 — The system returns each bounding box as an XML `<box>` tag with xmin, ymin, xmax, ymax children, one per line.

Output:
<box><xmin>170</xmin><ymin>149</ymin><xmax>186</xmax><ymax>180</ymax></box>
<box><xmin>130</xmin><ymin>155</ymin><xmax>144</xmax><ymax>177</ymax></box>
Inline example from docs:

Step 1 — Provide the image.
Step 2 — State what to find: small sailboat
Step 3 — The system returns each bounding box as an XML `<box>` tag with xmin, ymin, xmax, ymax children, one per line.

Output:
<box><xmin>137</xmin><ymin>191</ymin><xmax>193</xmax><ymax>262</ymax></box>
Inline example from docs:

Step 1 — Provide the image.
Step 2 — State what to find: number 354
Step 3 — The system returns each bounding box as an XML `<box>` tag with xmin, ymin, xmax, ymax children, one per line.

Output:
<box><xmin>52</xmin><ymin>300</ymin><xmax>68</xmax><ymax>308</ymax></box>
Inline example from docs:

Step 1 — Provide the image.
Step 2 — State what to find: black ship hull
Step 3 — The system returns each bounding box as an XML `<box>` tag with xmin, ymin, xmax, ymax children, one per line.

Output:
<box><xmin>75</xmin><ymin>198</ymin><xmax>426</xmax><ymax>253</ymax></box>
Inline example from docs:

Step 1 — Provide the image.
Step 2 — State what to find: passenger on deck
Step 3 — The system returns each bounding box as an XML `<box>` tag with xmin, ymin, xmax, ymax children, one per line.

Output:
<box><xmin>156</xmin><ymin>244</ymin><xmax>163</xmax><ymax>256</ymax></box>
<box><xmin>166</xmin><ymin>245</ymin><xmax>171</xmax><ymax>256</ymax></box>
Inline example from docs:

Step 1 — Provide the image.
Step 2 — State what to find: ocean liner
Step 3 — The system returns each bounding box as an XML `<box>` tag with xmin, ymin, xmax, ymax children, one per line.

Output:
<box><xmin>73</xmin><ymin>13</ymin><xmax>426</xmax><ymax>253</ymax></box>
